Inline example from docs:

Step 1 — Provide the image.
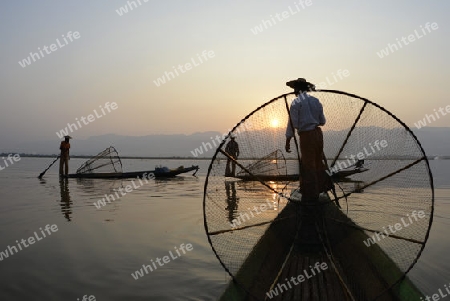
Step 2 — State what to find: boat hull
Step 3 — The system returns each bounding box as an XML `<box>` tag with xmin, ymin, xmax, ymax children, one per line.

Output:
<box><xmin>219</xmin><ymin>192</ymin><xmax>424</xmax><ymax>301</ymax></box>
<box><xmin>64</xmin><ymin>165</ymin><xmax>199</xmax><ymax>179</ymax></box>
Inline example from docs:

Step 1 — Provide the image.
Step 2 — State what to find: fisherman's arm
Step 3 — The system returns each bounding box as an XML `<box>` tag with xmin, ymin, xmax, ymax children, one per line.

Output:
<box><xmin>285</xmin><ymin>136</ymin><xmax>293</xmax><ymax>153</ymax></box>
<box><xmin>285</xmin><ymin>102</ymin><xmax>298</xmax><ymax>153</ymax></box>
<box><xmin>286</xmin><ymin>101</ymin><xmax>299</xmax><ymax>135</ymax></box>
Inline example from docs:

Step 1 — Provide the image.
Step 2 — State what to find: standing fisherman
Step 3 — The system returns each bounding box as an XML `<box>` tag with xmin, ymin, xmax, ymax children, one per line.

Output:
<box><xmin>59</xmin><ymin>136</ymin><xmax>71</xmax><ymax>176</ymax></box>
<box><xmin>285</xmin><ymin>78</ymin><xmax>327</xmax><ymax>202</ymax></box>
<box><xmin>225</xmin><ymin>136</ymin><xmax>240</xmax><ymax>177</ymax></box>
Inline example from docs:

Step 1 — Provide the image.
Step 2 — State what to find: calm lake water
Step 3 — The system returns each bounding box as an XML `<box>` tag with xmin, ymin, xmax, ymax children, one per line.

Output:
<box><xmin>0</xmin><ymin>157</ymin><xmax>449</xmax><ymax>300</ymax></box>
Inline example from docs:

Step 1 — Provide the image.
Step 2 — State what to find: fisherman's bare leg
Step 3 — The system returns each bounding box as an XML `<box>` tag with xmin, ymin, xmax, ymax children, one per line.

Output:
<box><xmin>59</xmin><ymin>156</ymin><xmax>64</xmax><ymax>175</ymax></box>
<box><xmin>64</xmin><ymin>156</ymin><xmax>69</xmax><ymax>175</ymax></box>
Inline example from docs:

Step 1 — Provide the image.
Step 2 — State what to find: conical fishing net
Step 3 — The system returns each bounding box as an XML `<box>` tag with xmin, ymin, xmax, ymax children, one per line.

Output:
<box><xmin>236</xmin><ymin>149</ymin><xmax>288</xmax><ymax>180</ymax></box>
<box><xmin>203</xmin><ymin>90</ymin><xmax>434</xmax><ymax>301</ymax></box>
<box><xmin>76</xmin><ymin>146</ymin><xmax>122</xmax><ymax>174</ymax></box>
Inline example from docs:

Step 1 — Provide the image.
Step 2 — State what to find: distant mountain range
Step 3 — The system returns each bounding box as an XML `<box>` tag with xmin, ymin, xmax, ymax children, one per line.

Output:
<box><xmin>5</xmin><ymin>132</ymin><xmax>225</xmax><ymax>158</ymax></box>
<box><xmin>3</xmin><ymin>127</ymin><xmax>449</xmax><ymax>158</ymax></box>
<box><xmin>413</xmin><ymin>127</ymin><xmax>450</xmax><ymax>157</ymax></box>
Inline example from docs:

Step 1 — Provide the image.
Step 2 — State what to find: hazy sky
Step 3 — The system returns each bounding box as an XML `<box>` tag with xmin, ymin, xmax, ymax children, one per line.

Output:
<box><xmin>1</xmin><ymin>1</ymin><xmax>449</xmax><ymax>147</ymax></box>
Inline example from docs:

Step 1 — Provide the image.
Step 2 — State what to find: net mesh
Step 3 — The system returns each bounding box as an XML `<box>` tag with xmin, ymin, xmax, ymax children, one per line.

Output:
<box><xmin>76</xmin><ymin>146</ymin><xmax>122</xmax><ymax>174</ymax></box>
<box><xmin>236</xmin><ymin>149</ymin><xmax>288</xmax><ymax>179</ymax></box>
<box><xmin>204</xmin><ymin>90</ymin><xmax>434</xmax><ymax>301</ymax></box>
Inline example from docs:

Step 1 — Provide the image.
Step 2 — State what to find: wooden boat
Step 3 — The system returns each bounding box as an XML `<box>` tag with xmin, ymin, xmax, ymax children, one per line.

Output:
<box><xmin>64</xmin><ymin>165</ymin><xmax>199</xmax><ymax>179</ymax></box>
<box><xmin>219</xmin><ymin>191</ymin><xmax>424</xmax><ymax>301</ymax></box>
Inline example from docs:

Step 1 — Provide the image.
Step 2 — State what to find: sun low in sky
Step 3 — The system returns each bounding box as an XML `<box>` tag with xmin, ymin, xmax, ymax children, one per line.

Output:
<box><xmin>270</xmin><ymin>119</ymin><xmax>281</xmax><ymax>128</ymax></box>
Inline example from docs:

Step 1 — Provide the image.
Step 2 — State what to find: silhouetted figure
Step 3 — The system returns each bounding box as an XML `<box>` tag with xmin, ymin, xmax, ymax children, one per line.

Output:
<box><xmin>59</xmin><ymin>136</ymin><xmax>71</xmax><ymax>176</ymax></box>
<box><xmin>285</xmin><ymin>78</ymin><xmax>327</xmax><ymax>202</ymax></box>
<box><xmin>225</xmin><ymin>136</ymin><xmax>239</xmax><ymax>177</ymax></box>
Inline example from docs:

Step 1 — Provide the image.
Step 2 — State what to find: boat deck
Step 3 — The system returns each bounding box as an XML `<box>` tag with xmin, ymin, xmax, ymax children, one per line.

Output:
<box><xmin>220</xmin><ymin>198</ymin><xmax>423</xmax><ymax>301</ymax></box>
<box><xmin>264</xmin><ymin>253</ymin><xmax>347</xmax><ymax>301</ymax></box>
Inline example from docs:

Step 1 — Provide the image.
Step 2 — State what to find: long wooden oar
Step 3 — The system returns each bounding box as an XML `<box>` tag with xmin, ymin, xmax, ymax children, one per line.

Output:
<box><xmin>38</xmin><ymin>156</ymin><xmax>60</xmax><ymax>179</ymax></box>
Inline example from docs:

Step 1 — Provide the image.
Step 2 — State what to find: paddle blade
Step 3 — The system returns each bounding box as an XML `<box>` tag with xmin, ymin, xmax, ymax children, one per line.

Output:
<box><xmin>38</xmin><ymin>156</ymin><xmax>60</xmax><ymax>179</ymax></box>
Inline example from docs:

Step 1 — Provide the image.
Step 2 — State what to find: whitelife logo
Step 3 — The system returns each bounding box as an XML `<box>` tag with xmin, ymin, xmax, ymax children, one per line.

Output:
<box><xmin>363</xmin><ymin>210</ymin><xmax>426</xmax><ymax>247</ymax></box>
<box><xmin>315</xmin><ymin>69</ymin><xmax>350</xmax><ymax>89</ymax></box>
<box><xmin>77</xmin><ymin>295</ymin><xmax>96</xmax><ymax>301</ymax></box>
<box><xmin>115</xmin><ymin>0</ymin><xmax>149</xmax><ymax>16</ymax></box>
<box><xmin>250</xmin><ymin>0</ymin><xmax>313</xmax><ymax>35</ymax></box>
<box><xmin>153</xmin><ymin>50</ymin><xmax>215</xmax><ymax>87</ymax></box>
<box><xmin>18</xmin><ymin>31</ymin><xmax>81</xmax><ymax>68</ymax></box>
<box><xmin>55</xmin><ymin>102</ymin><xmax>118</xmax><ymax>139</ymax></box>
<box><xmin>326</xmin><ymin>140</ymin><xmax>388</xmax><ymax>176</ymax></box>
<box><xmin>0</xmin><ymin>224</ymin><xmax>58</xmax><ymax>261</ymax></box>
<box><xmin>230</xmin><ymin>199</ymin><xmax>276</xmax><ymax>229</ymax></box>
<box><xmin>189</xmin><ymin>121</ymin><xmax>253</xmax><ymax>158</ymax></box>
<box><xmin>0</xmin><ymin>154</ymin><xmax>21</xmax><ymax>171</ymax></box>
<box><xmin>131</xmin><ymin>243</ymin><xmax>194</xmax><ymax>280</ymax></box>
<box><xmin>266</xmin><ymin>261</ymin><xmax>328</xmax><ymax>299</ymax></box>
<box><xmin>376</xmin><ymin>22</ymin><xmax>438</xmax><ymax>58</ymax></box>
<box><xmin>93</xmin><ymin>172</ymin><xmax>155</xmax><ymax>209</ymax></box>
<box><xmin>414</xmin><ymin>105</ymin><xmax>450</xmax><ymax>129</ymax></box>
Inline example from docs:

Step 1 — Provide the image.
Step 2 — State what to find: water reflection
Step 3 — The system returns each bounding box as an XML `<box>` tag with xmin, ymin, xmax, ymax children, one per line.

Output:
<box><xmin>74</xmin><ymin>178</ymin><xmax>123</xmax><ymax>196</ymax></box>
<box><xmin>59</xmin><ymin>177</ymin><xmax>72</xmax><ymax>221</ymax></box>
<box><xmin>336</xmin><ymin>179</ymin><xmax>366</xmax><ymax>194</ymax></box>
<box><xmin>225</xmin><ymin>181</ymin><xmax>239</xmax><ymax>223</ymax></box>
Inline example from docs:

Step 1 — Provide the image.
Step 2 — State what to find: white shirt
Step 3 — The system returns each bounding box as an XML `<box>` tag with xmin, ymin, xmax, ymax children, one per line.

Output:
<box><xmin>285</xmin><ymin>93</ymin><xmax>326</xmax><ymax>137</ymax></box>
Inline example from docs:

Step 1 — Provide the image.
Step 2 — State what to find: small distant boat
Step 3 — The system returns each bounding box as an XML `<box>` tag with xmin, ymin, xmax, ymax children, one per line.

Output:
<box><xmin>330</xmin><ymin>166</ymin><xmax>369</xmax><ymax>180</ymax></box>
<box><xmin>328</xmin><ymin>159</ymin><xmax>368</xmax><ymax>180</ymax></box>
<box><xmin>64</xmin><ymin>165</ymin><xmax>199</xmax><ymax>179</ymax></box>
